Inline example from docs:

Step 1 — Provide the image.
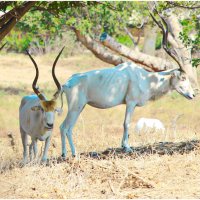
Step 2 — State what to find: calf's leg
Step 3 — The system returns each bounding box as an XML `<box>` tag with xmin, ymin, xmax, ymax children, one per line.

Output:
<box><xmin>20</xmin><ymin>126</ymin><xmax>28</xmax><ymax>164</ymax></box>
<box><xmin>33</xmin><ymin>139</ymin><xmax>38</xmax><ymax>158</ymax></box>
<box><xmin>41</xmin><ymin>136</ymin><xmax>51</xmax><ymax>162</ymax></box>
<box><xmin>29</xmin><ymin>141</ymin><xmax>33</xmax><ymax>161</ymax></box>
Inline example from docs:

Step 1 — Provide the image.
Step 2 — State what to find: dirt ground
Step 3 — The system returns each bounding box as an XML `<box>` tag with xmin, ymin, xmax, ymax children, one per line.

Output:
<box><xmin>0</xmin><ymin>53</ymin><xmax>200</xmax><ymax>199</ymax></box>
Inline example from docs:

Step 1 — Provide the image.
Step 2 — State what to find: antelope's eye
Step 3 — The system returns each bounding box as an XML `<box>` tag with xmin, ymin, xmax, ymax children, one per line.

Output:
<box><xmin>181</xmin><ymin>76</ymin><xmax>186</xmax><ymax>81</ymax></box>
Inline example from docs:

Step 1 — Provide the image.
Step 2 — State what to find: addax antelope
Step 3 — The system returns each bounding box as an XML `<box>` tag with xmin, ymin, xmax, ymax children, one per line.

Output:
<box><xmin>59</xmin><ymin>12</ymin><xmax>195</xmax><ymax>158</ymax></box>
<box><xmin>19</xmin><ymin>48</ymin><xmax>64</xmax><ymax>164</ymax></box>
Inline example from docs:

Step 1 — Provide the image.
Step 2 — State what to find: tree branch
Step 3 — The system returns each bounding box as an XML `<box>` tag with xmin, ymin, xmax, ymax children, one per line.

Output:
<box><xmin>0</xmin><ymin>1</ymin><xmax>36</xmax><ymax>42</ymax></box>
<box><xmin>148</xmin><ymin>2</ymin><xmax>199</xmax><ymax>89</ymax></box>
<box><xmin>0</xmin><ymin>2</ymin><xmax>11</xmax><ymax>11</ymax></box>
<box><xmin>32</xmin><ymin>6</ymin><xmax>58</xmax><ymax>16</ymax></box>
<box><xmin>0</xmin><ymin>3</ymin><xmax>24</xmax><ymax>27</ymax></box>
<box><xmin>94</xmin><ymin>1</ymin><xmax>119</xmax><ymax>12</ymax></box>
<box><xmin>167</xmin><ymin>1</ymin><xmax>200</xmax><ymax>9</ymax></box>
<box><xmin>73</xmin><ymin>28</ymin><xmax>126</xmax><ymax>66</ymax></box>
<box><xmin>100</xmin><ymin>32</ymin><xmax>177</xmax><ymax>71</ymax></box>
<box><xmin>124</xmin><ymin>27</ymin><xmax>138</xmax><ymax>48</ymax></box>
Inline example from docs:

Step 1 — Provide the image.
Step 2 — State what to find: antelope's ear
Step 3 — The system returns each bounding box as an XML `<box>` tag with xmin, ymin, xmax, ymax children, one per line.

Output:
<box><xmin>31</xmin><ymin>105</ymin><xmax>42</xmax><ymax>111</ymax></box>
<box><xmin>55</xmin><ymin>108</ymin><xmax>63</xmax><ymax>116</ymax></box>
<box><xmin>171</xmin><ymin>70</ymin><xmax>181</xmax><ymax>78</ymax></box>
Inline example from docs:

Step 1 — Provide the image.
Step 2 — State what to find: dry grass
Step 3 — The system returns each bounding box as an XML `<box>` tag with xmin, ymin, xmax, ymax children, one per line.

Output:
<box><xmin>0</xmin><ymin>53</ymin><xmax>200</xmax><ymax>198</ymax></box>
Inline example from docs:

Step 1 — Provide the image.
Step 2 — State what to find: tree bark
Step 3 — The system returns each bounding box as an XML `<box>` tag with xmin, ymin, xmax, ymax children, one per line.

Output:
<box><xmin>73</xmin><ymin>29</ymin><xmax>127</xmax><ymax>66</ymax></box>
<box><xmin>166</xmin><ymin>13</ymin><xmax>199</xmax><ymax>89</ymax></box>
<box><xmin>0</xmin><ymin>1</ymin><xmax>36</xmax><ymax>42</ymax></box>
<box><xmin>100</xmin><ymin>32</ymin><xmax>177</xmax><ymax>71</ymax></box>
<box><xmin>142</xmin><ymin>25</ymin><xmax>157</xmax><ymax>56</ymax></box>
<box><xmin>74</xmin><ymin>29</ymin><xmax>179</xmax><ymax>72</ymax></box>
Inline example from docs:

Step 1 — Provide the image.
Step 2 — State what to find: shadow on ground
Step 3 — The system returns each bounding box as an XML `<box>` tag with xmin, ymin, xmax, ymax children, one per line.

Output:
<box><xmin>0</xmin><ymin>86</ymin><xmax>30</xmax><ymax>95</ymax></box>
<box><xmin>80</xmin><ymin>140</ymin><xmax>200</xmax><ymax>159</ymax></box>
<box><xmin>1</xmin><ymin>140</ymin><xmax>200</xmax><ymax>173</ymax></box>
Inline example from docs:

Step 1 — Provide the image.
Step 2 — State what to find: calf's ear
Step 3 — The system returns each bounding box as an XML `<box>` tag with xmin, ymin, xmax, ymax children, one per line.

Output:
<box><xmin>31</xmin><ymin>106</ymin><xmax>42</xmax><ymax>111</ymax></box>
<box><xmin>55</xmin><ymin>107</ymin><xmax>63</xmax><ymax>116</ymax></box>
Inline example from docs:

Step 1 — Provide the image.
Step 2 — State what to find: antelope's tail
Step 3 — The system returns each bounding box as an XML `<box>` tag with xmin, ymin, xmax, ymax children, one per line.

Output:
<box><xmin>57</xmin><ymin>87</ymin><xmax>65</xmax><ymax>116</ymax></box>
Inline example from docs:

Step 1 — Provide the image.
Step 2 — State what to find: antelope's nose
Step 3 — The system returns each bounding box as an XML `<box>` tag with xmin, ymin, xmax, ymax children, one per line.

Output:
<box><xmin>47</xmin><ymin>123</ymin><xmax>54</xmax><ymax>128</ymax></box>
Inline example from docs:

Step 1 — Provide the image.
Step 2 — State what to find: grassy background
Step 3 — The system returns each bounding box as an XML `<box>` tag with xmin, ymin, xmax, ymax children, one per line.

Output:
<box><xmin>0</xmin><ymin>53</ymin><xmax>200</xmax><ymax>198</ymax></box>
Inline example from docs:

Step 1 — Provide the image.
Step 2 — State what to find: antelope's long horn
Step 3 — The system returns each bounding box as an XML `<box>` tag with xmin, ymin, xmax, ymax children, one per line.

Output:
<box><xmin>149</xmin><ymin>6</ymin><xmax>185</xmax><ymax>72</ymax></box>
<box><xmin>26</xmin><ymin>50</ymin><xmax>46</xmax><ymax>100</ymax></box>
<box><xmin>52</xmin><ymin>47</ymin><xmax>65</xmax><ymax>100</ymax></box>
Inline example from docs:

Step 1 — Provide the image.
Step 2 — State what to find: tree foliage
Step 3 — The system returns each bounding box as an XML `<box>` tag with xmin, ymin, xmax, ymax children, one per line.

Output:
<box><xmin>0</xmin><ymin>1</ymin><xmax>199</xmax><ymax>66</ymax></box>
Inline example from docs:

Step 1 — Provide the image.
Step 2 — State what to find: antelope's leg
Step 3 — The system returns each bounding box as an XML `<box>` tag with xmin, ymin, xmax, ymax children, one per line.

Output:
<box><xmin>41</xmin><ymin>136</ymin><xmax>51</xmax><ymax>162</ymax></box>
<box><xmin>121</xmin><ymin>102</ymin><xmax>136</xmax><ymax>152</ymax></box>
<box><xmin>60</xmin><ymin>109</ymin><xmax>83</xmax><ymax>157</ymax></box>
<box><xmin>60</xmin><ymin>119</ymin><xmax>67</xmax><ymax>158</ymax></box>
<box><xmin>33</xmin><ymin>139</ymin><xmax>38</xmax><ymax>158</ymax></box>
<box><xmin>29</xmin><ymin>140</ymin><xmax>33</xmax><ymax>161</ymax></box>
<box><xmin>60</xmin><ymin>88</ymin><xmax>86</xmax><ymax>158</ymax></box>
<box><xmin>20</xmin><ymin>126</ymin><xmax>28</xmax><ymax>164</ymax></box>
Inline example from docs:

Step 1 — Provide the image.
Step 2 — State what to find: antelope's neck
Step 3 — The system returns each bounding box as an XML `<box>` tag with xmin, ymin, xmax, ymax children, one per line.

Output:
<box><xmin>149</xmin><ymin>73</ymin><xmax>172</xmax><ymax>100</ymax></box>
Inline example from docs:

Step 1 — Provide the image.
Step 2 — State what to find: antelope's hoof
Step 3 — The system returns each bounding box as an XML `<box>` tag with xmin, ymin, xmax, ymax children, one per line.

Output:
<box><xmin>40</xmin><ymin>157</ymin><xmax>48</xmax><ymax>165</ymax></box>
<box><xmin>61</xmin><ymin>153</ymin><xmax>67</xmax><ymax>160</ymax></box>
<box><xmin>123</xmin><ymin>146</ymin><xmax>133</xmax><ymax>153</ymax></box>
<box><xmin>19</xmin><ymin>159</ymin><xmax>28</xmax><ymax>167</ymax></box>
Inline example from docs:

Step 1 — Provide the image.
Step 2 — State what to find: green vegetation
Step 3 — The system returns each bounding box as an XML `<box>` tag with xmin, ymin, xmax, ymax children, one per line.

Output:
<box><xmin>155</xmin><ymin>34</ymin><xmax>162</xmax><ymax>50</ymax></box>
<box><xmin>116</xmin><ymin>35</ymin><xmax>133</xmax><ymax>47</ymax></box>
<box><xmin>180</xmin><ymin>18</ymin><xmax>200</xmax><ymax>67</ymax></box>
<box><xmin>2</xmin><ymin>1</ymin><xmax>199</xmax><ymax>67</ymax></box>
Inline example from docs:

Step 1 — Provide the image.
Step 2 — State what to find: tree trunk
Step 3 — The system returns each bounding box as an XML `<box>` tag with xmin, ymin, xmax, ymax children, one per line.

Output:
<box><xmin>142</xmin><ymin>25</ymin><xmax>157</xmax><ymax>56</ymax></box>
<box><xmin>0</xmin><ymin>1</ymin><xmax>36</xmax><ymax>42</ymax></box>
<box><xmin>166</xmin><ymin>13</ymin><xmax>199</xmax><ymax>90</ymax></box>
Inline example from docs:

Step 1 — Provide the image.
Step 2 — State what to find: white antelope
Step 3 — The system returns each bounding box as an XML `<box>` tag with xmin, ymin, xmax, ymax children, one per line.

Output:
<box><xmin>60</xmin><ymin>63</ymin><xmax>194</xmax><ymax>157</ymax></box>
<box><xmin>59</xmin><ymin>16</ymin><xmax>195</xmax><ymax>158</ymax></box>
<box><xmin>134</xmin><ymin>118</ymin><xmax>165</xmax><ymax>134</ymax></box>
<box><xmin>19</xmin><ymin>48</ymin><xmax>64</xmax><ymax>163</ymax></box>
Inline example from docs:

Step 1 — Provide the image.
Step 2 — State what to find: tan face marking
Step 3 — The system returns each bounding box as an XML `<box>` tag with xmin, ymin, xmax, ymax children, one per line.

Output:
<box><xmin>40</xmin><ymin>100</ymin><xmax>57</xmax><ymax>112</ymax></box>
